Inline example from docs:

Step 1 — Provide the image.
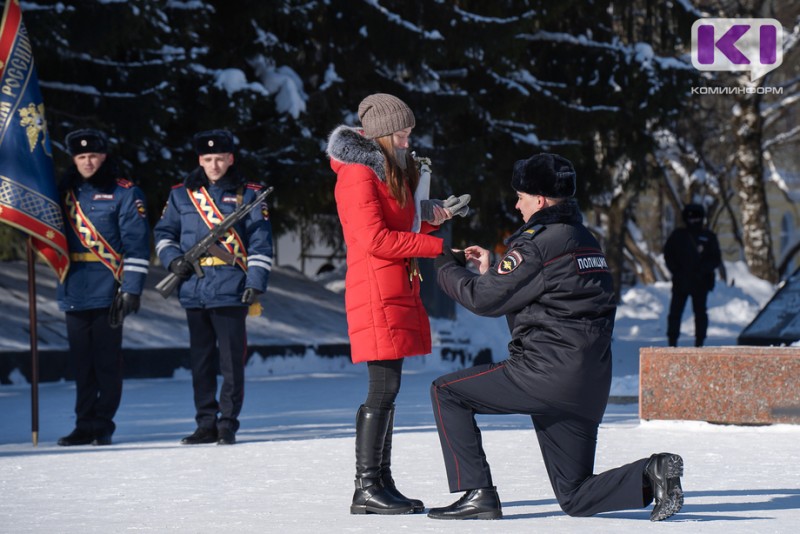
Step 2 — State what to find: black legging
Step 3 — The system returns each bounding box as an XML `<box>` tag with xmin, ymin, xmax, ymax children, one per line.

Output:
<box><xmin>365</xmin><ymin>359</ymin><xmax>404</xmax><ymax>409</ymax></box>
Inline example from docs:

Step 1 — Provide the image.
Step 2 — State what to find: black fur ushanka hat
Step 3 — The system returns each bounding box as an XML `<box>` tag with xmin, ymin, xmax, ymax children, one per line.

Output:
<box><xmin>65</xmin><ymin>129</ymin><xmax>108</xmax><ymax>156</ymax></box>
<box><xmin>511</xmin><ymin>153</ymin><xmax>576</xmax><ymax>198</ymax></box>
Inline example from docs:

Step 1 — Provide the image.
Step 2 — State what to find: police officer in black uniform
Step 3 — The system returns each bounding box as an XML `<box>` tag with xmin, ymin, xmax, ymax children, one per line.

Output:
<box><xmin>664</xmin><ymin>203</ymin><xmax>722</xmax><ymax>347</ymax></box>
<box><xmin>57</xmin><ymin>129</ymin><xmax>151</xmax><ymax>446</ymax></box>
<box><xmin>154</xmin><ymin>129</ymin><xmax>273</xmax><ymax>446</ymax></box>
<box><xmin>428</xmin><ymin>154</ymin><xmax>684</xmax><ymax>522</ymax></box>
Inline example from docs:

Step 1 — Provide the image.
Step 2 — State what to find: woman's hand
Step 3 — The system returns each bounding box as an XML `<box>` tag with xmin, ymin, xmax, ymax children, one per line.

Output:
<box><xmin>464</xmin><ymin>245</ymin><xmax>491</xmax><ymax>274</ymax></box>
<box><xmin>430</xmin><ymin>204</ymin><xmax>453</xmax><ymax>226</ymax></box>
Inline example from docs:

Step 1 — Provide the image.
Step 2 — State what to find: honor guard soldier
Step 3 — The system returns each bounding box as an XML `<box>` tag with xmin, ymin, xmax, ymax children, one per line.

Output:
<box><xmin>429</xmin><ymin>154</ymin><xmax>684</xmax><ymax>522</ymax></box>
<box><xmin>154</xmin><ymin>129</ymin><xmax>273</xmax><ymax>446</ymax></box>
<box><xmin>56</xmin><ymin>129</ymin><xmax>151</xmax><ymax>446</ymax></box>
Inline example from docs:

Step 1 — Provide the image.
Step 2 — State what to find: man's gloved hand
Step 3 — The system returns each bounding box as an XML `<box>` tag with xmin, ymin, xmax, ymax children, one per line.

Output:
<box><xmin>168</xmin><ymin>256</ymin><xmax>194</xmax><ymax>280</ymax></box>
<box><xmin>108</xmin><ymin>291</ymin><xmax>140</xmax><ymax>328</ymax></box>
<box><xmin>241</xmin><ymin>287</ymin><xmax>263</xmax><ymax>305</ymax></box>
<box><xmin>443</xmin><ymin>194</ymin><xmax>471</xmax><ymax>217</ymax></box>
<box><xmin>120</xmin><ymin>292</ymin><xmax>141</xmax><ymax>315</ymax></box>
<box><xmin>434</xmin><ymin>247</ymin><xmax>467</xmax><ymax>270</ymax></box>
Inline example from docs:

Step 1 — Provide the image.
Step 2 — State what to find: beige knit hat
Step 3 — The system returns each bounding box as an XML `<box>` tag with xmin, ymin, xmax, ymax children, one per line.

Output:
<box><xmin>357</xmin><ymin>93</ymin><xmax>416</xmax><ymax>139</ymax></box>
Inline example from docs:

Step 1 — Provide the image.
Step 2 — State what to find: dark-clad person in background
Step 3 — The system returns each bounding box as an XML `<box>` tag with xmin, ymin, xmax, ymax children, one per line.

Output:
<box><xmin>154</xmin><ymin>129</ymin><xmax>273</xmax><ymax>446</ymax></box>
<box><xmin>57</xmin><ymin>129</ymin><xmax>151</xmax><ymax>446</ymax></box>
<box><xmin>664</xmin><ymin>203</ymin><xmax>722</xmax><ymax>347</ymax></box>
<box><xmin>428</xmin><ymin>153</ymin><xmax>684</xmax><ymax>522</ymax></box>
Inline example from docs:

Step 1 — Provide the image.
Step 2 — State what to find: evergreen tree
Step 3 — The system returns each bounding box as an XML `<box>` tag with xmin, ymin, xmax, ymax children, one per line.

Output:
<box><xmin>21</xmin><ymin>0</ymin><xmax>795</xmax><ymax>288</ymax></box>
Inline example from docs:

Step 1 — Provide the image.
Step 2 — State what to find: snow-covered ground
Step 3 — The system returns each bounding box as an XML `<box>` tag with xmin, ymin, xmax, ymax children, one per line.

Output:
<box><xmin>2</xmin><ymin>260</ymin><xmax>798</xmax><ymax>533</ymax></box>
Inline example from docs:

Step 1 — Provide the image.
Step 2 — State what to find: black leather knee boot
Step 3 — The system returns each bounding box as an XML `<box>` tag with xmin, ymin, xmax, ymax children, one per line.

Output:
<box><xmin>380</xmin><ymin>404</ymin><xmax>424</xmax><ymax>512</ymax></box>
<box><xmin>351</xmin><ymin>405</ymin><xmax>414</xmax><ymax>515</ymax></box>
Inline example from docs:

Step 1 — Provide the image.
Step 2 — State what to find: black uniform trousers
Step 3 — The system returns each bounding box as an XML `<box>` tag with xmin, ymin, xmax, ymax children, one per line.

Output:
<box><xmin>65</xmin><ymin>308</ymin><xmax>124</xmax><ymax>435</ymax></box>
<box><xmin>185</xmin><ymin>306</ymin><xmax>248</xmax><ymax>433</ymax></box>
<box><xmin>667</xmin><ymin>285</ymin><xmax>709</xmax><ymax>346</ymax></box>
<box><xmin>431</xmin><ymin>362</ymin><xmax>650</xmax><ymax>517</ymax></box>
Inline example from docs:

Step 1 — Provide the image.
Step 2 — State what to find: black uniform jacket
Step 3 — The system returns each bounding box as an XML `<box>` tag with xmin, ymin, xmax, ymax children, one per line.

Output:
<box><xmin>664</xmin><ymin>226</ymin><xmax>721</xmax><ymax>293</ymax></box>
<box><xmin>437</xmin><ymin>200</ymin><xmax>617</xmax><ymax>423</ymax></box>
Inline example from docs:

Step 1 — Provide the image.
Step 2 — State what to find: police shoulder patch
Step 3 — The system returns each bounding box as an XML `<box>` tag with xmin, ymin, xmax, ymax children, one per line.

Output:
<box><xmin>574</xmin><ymin>250</ymin><xmax>610</xmax><ymax>274</ymax></box>
<box><xmin>134</xmin><ymin>198</ymin><xmax>146</xmax><ymax>218</ymax></box>
<box><xmin>497</xmin><ymin>249</ymin><xmax>524</xmax><ymax>275</ymax></box>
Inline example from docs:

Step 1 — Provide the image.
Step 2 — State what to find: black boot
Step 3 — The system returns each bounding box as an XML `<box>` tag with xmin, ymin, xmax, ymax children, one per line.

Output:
<box><xmin>57</xmin><ymin>427</ymin><xmax>94</xmax><ymax>446</ymax></box>
<box><xmin>644</xmin><ymin>453</ymin><xmax>684</xmax><ymax>521</ymax></box>
<box><xmin>92</xmin><ymin>432</ymin><xmax>113</xmax><ymax>446</ymax></box>
<box><xmin>217</xmin><ymin>428</ymin><xmax>236</xmax><ymax>445</ymax></box>
<box><xmin>427</xmin><ymin>487</ymin><xmax>502</xmax><ymax>520</ymax></box>
<box><xmin>180</xmin><ymin>427</ymin><xmax>218</xmax><ymax>445</ymax></box>
<box><xmin>381</xmin><ymin>405</ymin><xmax>424</xmax><ymax>513</ymax></box>
<box><xmin>350</xmin><ymin>405</ymin><xmax>414</xmax><ymax>515</ymax></box>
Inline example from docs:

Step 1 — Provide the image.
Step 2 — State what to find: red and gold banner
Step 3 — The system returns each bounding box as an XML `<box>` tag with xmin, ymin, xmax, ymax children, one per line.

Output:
<box><xmin>0</xmin><ymin>0</ymin><xmax>69</xmax><ymax>281</ymax></box>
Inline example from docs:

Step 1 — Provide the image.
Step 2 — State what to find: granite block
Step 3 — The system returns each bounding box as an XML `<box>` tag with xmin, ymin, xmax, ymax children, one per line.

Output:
<box><xmin>640</xmin><ymin>346</ymin><xmax>800</xmax><ymax>425</ymax></box>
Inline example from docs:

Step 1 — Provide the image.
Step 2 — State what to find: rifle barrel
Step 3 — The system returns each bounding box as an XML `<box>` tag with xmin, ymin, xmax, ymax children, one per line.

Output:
<box><xmin>154</xmin><ymin>185</ymin><xmax>274</xmax><ymax>299</ymax></box>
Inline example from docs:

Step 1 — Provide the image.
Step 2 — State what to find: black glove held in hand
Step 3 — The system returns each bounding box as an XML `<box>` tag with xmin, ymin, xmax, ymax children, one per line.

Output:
<box><xmin>241</xmin><ymin>287</ymin><xmax>263</xmax><ymax>305</ymax></box>
<box><xmin>420</xmin><ymin>195</ymin><xmax>471</xmax><ymax>222</ymax></box>
<box><xmin>169</xmin><ymin>256</ymin><xmax>194</xmax><ymax>280</ymax></box>
<box><xmin>434</xmin><ymin>248</ymin><xmax>467</xmax><ymax>270</ymax></box>
<box><xmin>419</xmin><ymin>199</ymin><xmax>443</xmax><ymax>223</ymax></box>
<box><xmin>120</xmin><ymin>292</ymin><xmax>140</xmax><ymax>315</ymax></box>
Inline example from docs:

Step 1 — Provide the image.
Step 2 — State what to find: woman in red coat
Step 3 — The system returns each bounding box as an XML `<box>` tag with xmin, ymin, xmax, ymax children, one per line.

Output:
<box><xmin>326</xmin><ymin>93</ymin><xmax>450</xmax><ymax>515</ymax></box>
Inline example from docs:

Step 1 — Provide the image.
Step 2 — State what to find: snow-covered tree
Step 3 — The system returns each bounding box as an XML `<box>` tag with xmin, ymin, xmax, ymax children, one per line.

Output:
<box><xmin>654</xmin><ymin>1</ymin><xmax>800</xmax><ymax>284</ymax></box>
<box><xmin>15</xmin><ymin>0</ymin><xmax>797</xmax><ymax>290</ymax></box>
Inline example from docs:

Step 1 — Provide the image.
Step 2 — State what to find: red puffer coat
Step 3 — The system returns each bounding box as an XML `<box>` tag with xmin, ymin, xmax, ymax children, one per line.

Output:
<box><xmin>327</xmin><ymin>126</ymin><xmax>444</xmax><ymax>363</ymax></box>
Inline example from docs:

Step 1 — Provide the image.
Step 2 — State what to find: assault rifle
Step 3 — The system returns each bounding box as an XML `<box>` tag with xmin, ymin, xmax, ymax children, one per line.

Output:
<box><xmin>155</xmin><ymin>185</ymin><xmax>274</xmax><ymax>298</ymax></box>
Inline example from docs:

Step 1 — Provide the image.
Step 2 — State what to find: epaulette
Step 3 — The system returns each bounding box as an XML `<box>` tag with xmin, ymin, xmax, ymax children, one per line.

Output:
<box><xmin>116</xmin><ymin>178</ymin><xmax>133</xmax><ymax>189</ymax></box>
<box><xmin>245</xmin><ymin>182</ymin><xmax>263</xmax><ymax>191</ymax></box>
<box><xmin>522</xmin><ymin>224</ymin><xmax>545</xmax><ymax>238</ymax></box>
<box><xmin>171</xmin><ymin>183</ymin><xmax>184</xmax><ymax>190</ymax></box>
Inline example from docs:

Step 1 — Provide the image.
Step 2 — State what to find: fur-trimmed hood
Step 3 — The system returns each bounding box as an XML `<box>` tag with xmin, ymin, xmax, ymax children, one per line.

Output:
<box><xmin>325</xmin><ymin>125</ymin><xmax>386</xmax><ymax>182</ymax></box>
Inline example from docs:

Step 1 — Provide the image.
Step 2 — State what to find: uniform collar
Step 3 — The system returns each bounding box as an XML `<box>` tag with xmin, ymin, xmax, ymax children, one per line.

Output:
<box><xmin>184</xmin><ymin>166</ymin><xmax>244</xmax><ymax>191</ymax></box>
<box><xmin>507</xmin><ymin>199</ymin><xmax>582</xmax><ymax>243</ymax></box>
<box><xmin>60</xmin><ymin>160</ymin><xmax>118</xmax><ymax>193</ymax></box>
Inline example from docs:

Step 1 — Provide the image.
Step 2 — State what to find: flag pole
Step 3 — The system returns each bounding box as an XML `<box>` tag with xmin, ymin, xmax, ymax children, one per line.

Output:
<box><xmin>1</xmin><ymin>0</ymin><xmax>68</xmax><ymax>446</ymax></box>
<box><xmin>27</xmin><ymin>237</ymin><xmax>40</xmax><ymax>446</ymax></box>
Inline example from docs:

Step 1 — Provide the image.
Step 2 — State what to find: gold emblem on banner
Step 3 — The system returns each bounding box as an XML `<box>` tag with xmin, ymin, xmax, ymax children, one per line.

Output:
<box><xmin>19</xmin><ymin>103</ymin><xmax>48</xmax><ymax>153</ymax></box>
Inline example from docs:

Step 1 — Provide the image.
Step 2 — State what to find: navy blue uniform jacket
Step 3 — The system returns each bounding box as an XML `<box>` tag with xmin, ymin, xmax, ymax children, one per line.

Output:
<box><xmin>57</xmin><ymin>163</ymin><xmax>151</xmax><ymax>312</ymax></box>
<box><xmin>153</xmin><ymin>167</ymin><xmax>273</xmax><ymax>309</ymax></box>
